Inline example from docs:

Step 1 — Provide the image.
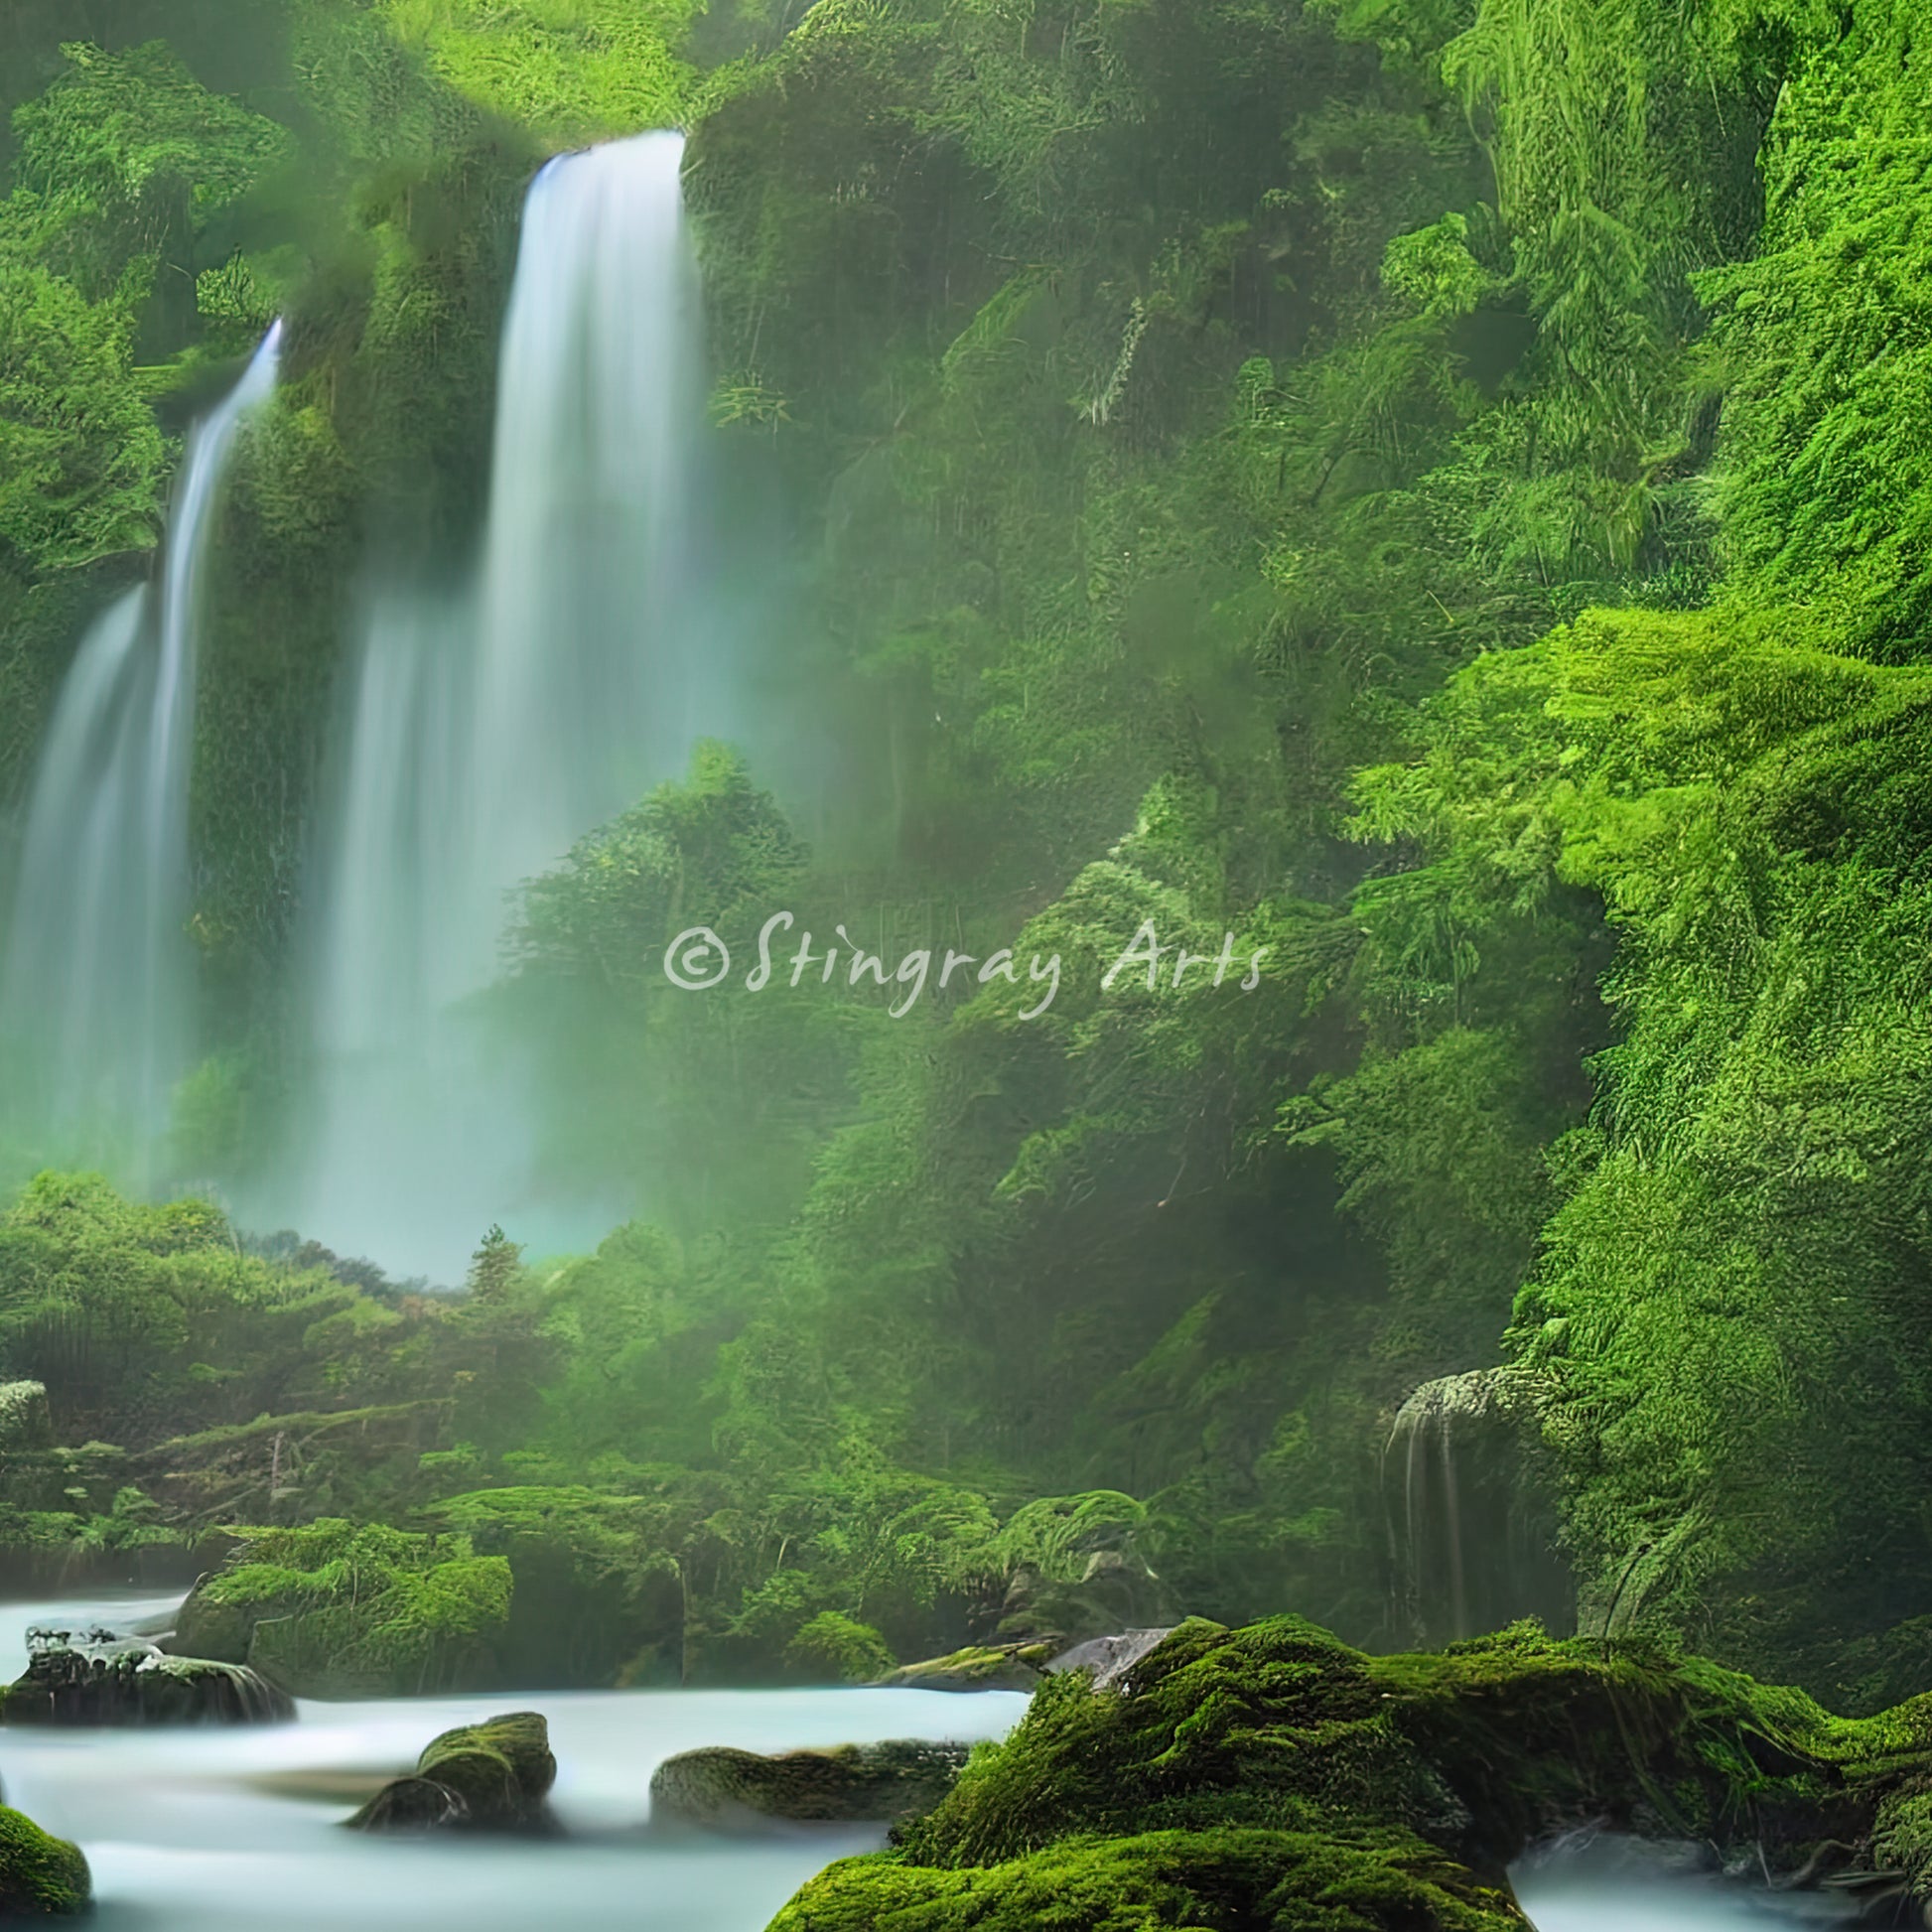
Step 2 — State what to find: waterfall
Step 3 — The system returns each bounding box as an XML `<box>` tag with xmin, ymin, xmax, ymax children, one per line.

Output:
<box><xmin>281</xmin><ymin>131</ymin><xmax>703</xmax><ymax>1279</ymax></box>
<box><xmin>1383</xmin><ymin>1367</ymin><xmax>1574</xmax><ymax>1646</ymax></box>
<box><xmin>0</xmin><ymin>325</ymin><xmax>283</xmax><ymax>1170</ymax></box>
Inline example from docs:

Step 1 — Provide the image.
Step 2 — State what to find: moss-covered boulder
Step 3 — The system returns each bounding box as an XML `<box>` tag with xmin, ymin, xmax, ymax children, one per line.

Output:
<box><xmin>0</xmin><ymin>1806</ymin><xmax>89</xmax><ymax>1916</ymax></box>
<box><xmin>347</xmin><ymin>1712</ymin><xmax>557</xmax><ymax>1834</ymax></box>
<box><xmin>877</xmin><ymin>1643</ymin><xmax>1052</xmax><ymax>1693</ymax></box>
<box><xmin>767</xmin><ymin>1616</ymin><xmax>1932</xmax><ymax>1931</ymax></box>
<box><xmin>651</xmin><ymin>1740</ymin><xmax>970</xmax><ymax>1831</ymax></box>
<box><xmin>3</xmin><ymin>1630</ymin><xmax>292</xmax><ymax>1725</ymax></box>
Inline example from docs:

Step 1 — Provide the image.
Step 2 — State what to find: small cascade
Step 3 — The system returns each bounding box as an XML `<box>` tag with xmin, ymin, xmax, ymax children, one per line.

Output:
<box><xmin>0</xmin><ymin>324</ymin><xmax>283</xmax><ymax>1170</ymax></box>
<box><xmin>281</xmin><ymin>131</ymin><xmax>704</xmax><ymax>1279</ymax></box>
<box><xmin>1384</xmin><ymin>1366</ymin><xmax>1572</xmax><ymax>1647</ymax></box>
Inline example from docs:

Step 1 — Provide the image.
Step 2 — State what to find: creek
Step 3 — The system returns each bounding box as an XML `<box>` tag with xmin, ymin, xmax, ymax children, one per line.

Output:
<box><xmin>0</xmin><ymin>1592</ymin><xmax>1853</xmax><ymax>1932</ymax></box>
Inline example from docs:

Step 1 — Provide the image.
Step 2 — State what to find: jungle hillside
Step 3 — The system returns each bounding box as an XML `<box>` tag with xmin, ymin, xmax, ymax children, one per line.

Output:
<box><xmin>0</xmin><ymin>0</ymin><xmax>1926</xmax><ymax>1729</ymax></box>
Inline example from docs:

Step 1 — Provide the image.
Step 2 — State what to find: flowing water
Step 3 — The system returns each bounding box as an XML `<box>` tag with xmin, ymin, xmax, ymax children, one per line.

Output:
<box><xmin>0</xmin><ymin>1590</ymin><xmax>1026</xmax><ymax>1932</ymax></box>
<box><xmin>1515</xmin><ymin>1840</ymin><xmax>1855</xmax><ymax>1930</ymax></box>
<box><xmin>0</xmin><ymin>1593</ymin><xmax>1857</xmax><ymax>1932</ymax></box>
<box><xmin>276</xmin><ymin>129</ymin><xmax>705</xmax><ymax>1280</ymax></box>
<box><xmin>0</xmin><ymin>326</ymin><xmax>283</xmax><ymax>1172</ymax></box>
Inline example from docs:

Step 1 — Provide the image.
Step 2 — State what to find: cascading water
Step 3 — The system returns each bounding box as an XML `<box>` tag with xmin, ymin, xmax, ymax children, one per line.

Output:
<box><xmin>1383</xmin><ymin>1367</ymin><xmax>1574</xmax><ymax>1647</ymax></box>
<box><xmin>281</xmin><ymin>132</ymin><xmax>703</xmax><ymax>1279</ymax></box>
<box><xmin>0</xmin><ymin>325</ymin><xmax>283</xmax><ymax>1171</ymax></box>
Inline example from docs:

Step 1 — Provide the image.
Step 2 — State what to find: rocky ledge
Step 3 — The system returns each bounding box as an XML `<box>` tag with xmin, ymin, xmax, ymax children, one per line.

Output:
<box><xmin>2</xmin><ymin>1626</ymin><xmax>292</xmax><ymax>1726</ymax></box>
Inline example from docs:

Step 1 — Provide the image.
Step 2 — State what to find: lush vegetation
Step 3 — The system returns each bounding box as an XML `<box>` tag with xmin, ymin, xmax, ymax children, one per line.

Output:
<box><xmin>1</xmin><ymin>0</ymin><xmax>1928</xmax><ymax>1733</ymax></box>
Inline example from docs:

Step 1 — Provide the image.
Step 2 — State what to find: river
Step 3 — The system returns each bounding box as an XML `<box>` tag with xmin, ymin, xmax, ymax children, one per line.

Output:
<box><xmin>0</xmin><ymin>1592</ymin><xmax>1855</xmax><ymax>1931</ymax></box>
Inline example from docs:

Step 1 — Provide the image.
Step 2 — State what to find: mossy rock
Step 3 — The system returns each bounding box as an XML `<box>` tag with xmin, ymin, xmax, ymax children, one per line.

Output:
<box><xmin>764</xmin><ymin>1615</ymin><xmax>1932</xmax><ymax>1930</ymax></box>
<box><xmin>0</xmin><ymin>1806</ymin><xmax>90</xmax><ymax>1916</ymax></box>
<box><xmin>773</xmin><ymin>1826</ymin><xmax>1525</xmax><ymax>1931</ymax></box>
<box><xmin>167</xmin><ymin>1588</ymin><xmax>255</xmax><ymax>1666</ymax></box>
<box><xmin>168</xmin><ymin>1520</ymin><xmax>513</xmax><ymax>1697</ymax></box>
<box><xmin>651</xmin><ymin>1740</ymin><xmax>970</xmax><ymax>1831</ymax></box>
<box><xmin>877</xmin><ymin>1643</ymin><xmax>1052</xmax><ymax>1693</ymax></box>
<box><xmin>2</xmin><ymin>1634</ymin><xmax>292</xmax><ymax>1726</ymax></box>
<box><xmin>993</xmin><ymin>1551</ymin><xmax>1179</xmax><ymax>1651</ymax></box>
<box><xmin>347</xmin><ymin>1712</ymin><xmax>557</xmax><ymax>1834</ymax></box>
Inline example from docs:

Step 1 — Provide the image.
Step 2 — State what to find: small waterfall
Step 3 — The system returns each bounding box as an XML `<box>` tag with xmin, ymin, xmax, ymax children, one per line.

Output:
<box><xmin>0</xmin><ymin>326</ymin><xmax>283</xmax><ymax>1169</ymax></box>
<box><xmin>283</xmin><ymin>132</ymin><xmax>703</xmax><ymax>1278</ymax></box>
<box><xmin>1384</xmin><ymin>1367</ymin><xmax>1573</xmax><ymax>1647</ymax></box>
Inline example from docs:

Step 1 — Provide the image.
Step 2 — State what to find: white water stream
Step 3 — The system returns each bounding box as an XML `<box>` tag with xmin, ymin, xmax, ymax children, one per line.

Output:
<box><xmin>0</xmin><ymin>1591</ymin><xmax>1023</xmax><ymax>1932</ymax></box>
<box><xmin>276</xmin><ymin>130</ymin><xmax>705</xmax><ymax>1280</ymax></box>
<box><xmin>0</xmin><ymin>327</ymin><xmax>283</xmax><ymax>1172</ymax></box>
<box><xmin>0</xmin><ymin>1594</ymin><xmax>1854</xmax><ymax>1932</ymax></box>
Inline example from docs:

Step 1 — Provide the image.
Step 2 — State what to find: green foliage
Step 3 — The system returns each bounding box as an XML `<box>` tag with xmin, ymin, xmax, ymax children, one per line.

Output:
<box><xmin>1698</xmin><ymin>0</ymin><xmax>1932</xmax><ymax>654</ymax></box>
<box><xmin>503</xmin><ymin>742</ymin><xmax>852</xmax><ymax>1229</ymax></box>
<box><xmin>1434</xmin><ymin>0</ymin><xmax>1833</xmax><ymax>563</ymax></box>
<box><xmin>1349</xmin><ymin>604</ymin><xmax>1932</xmax><ymax>1687</ymax></box>
<box><xmin>0</xmin><ymin>1172</ymin><xmax>321</xmax><ymax>1439</ymax></box>
<box><xmin>0</xmin><ymin>256</ymin><xmax>162</xmax><ymax>572</ymax></box>
<box><xmin>180</xmin><ymin>1516</ymin><xmax>513</xmax><ymax>1695</ymax></box>
<box><xmin>784</xmin><ymin>1610</ymin><xmax>895</xmax><ymax>1682</ymax></box>
<box><xmin>10</xmin><ymin>40</ymin><xmax>292</xmax><ymax>301</ymax></box>
<box><xmin>6</xmin><ymin>0</ymin><xmax>1932</xmax><ymax>1724</ymax></box>
<box><xmin>381</xmin><ymin>0</ymin><xmax>700</xmax><ymax>145</ymax></box>
<box><xmin>424</xmin><ymin>1485</ymin><xmax>683</xmax><ymax>1685</ymax></box>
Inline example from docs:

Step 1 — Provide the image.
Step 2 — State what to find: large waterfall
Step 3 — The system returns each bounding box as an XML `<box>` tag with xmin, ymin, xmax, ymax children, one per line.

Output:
<box><xmin>0</xmin><ymin>325</ymin><xmax>283</xmax><ymax>1170</ymax></box>
<box><xmin>281</xmin><ymin>131</ymin><xmax>704</xmax><ymax>1279</ymax></box>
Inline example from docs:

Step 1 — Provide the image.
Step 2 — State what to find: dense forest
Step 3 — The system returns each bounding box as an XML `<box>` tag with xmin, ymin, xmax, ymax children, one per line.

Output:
<box><xmin>1</xmin><ymin>0</ymin><xmax>1929</xmax><ymax>1764</ymax></box>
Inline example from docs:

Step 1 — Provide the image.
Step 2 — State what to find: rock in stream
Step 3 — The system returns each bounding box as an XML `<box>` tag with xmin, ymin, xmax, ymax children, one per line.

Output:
<box><xmin>1</xmin><ymin>1625</ymin><xmax>292</xmax><ymax>1726</ymax></box>
<box><xmin>649</xmin><ymin>1738</ymin><xmax>970</xmax><ymax>1830</ymax></box>
<box><xmin>346</xmin><ymin>1711</ymin><xmax>559</xmax><ymax>1834</ymax></box>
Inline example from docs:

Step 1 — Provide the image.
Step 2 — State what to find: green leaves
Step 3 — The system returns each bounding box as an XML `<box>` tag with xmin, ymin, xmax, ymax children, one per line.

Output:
<box><xmin>378</xmin><ymin>0</ymin><xmax>701</xmax><ymax>147</ymax></box>
<box><xmin>0</xmin><ymin>257</ymin><xmax>162</xmax><ymax>573</ymax></box>
<box><xmin>13</xmin><ymin>40</ymin><xmax>293</xmax><ymax>297</ymax></box>
<box><xmin>0</xmin><ymin>39</ymin><xmax>294</xmax><ymax>579</ymax></box>
<box><xmin>1381</xmin><ymin>211</ymin><xmax>1495</xmax><ymax>320</ymax></box>
<box><xmin>1697</xmin><ymin>0</ymin><xmax>1932</xmax><ymax>652</ymax></box>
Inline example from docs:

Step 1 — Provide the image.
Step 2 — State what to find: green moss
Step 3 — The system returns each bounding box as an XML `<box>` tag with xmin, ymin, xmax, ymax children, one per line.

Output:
<box><xmin>0</xmin><ymin>1805</ymin><xmax>89</xmax><ymax>1916</ymax></box>
<box><xmin>763</xmin><ymin>1617</ymin><xmax>1932</xmax><ymax>1929</ymax></box>
<box><xmin>880</xmin><ymin>1644</ymin><xmax>1049</xmax><ymax>1693</ymax></box>
<box><xmin>773</xmin><ymin>1828</ymin><xmax>1526</xmax><ymax>1932</ymax></box>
